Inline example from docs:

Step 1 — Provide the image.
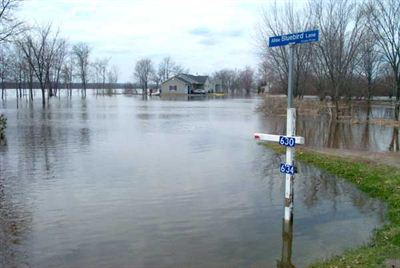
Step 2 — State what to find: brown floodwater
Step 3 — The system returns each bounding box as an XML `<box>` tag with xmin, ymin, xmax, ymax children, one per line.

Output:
<box><xmin>0</xmin><ymin>95</ymin><xmax>387</xmax><ymax>267</ymax></box>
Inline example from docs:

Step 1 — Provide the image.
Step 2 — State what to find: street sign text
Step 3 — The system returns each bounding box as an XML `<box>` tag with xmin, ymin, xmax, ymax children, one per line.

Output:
<box><xmin>269</xmin><ymin>30</ymin><xmax>319</xmax><ymax>47</ymax></box>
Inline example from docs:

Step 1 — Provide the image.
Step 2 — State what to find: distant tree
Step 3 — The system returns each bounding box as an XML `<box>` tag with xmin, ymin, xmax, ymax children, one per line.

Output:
<box><xmin>72</xmin><ymin>42</ymin><xmax>91</xmax><ymax>96</ymax></box>
<box><xmin>357</xmin><ymin>30</ymin><xmax>382</xmax><ymax>102</ymax></box>
<box><xmin>0</xmin><ymin>0</ymin><xmax>24</xmax><ymax>43</ymax></box>
<box><xmin>309</xmin><ymin>0</ymin><xmax>364</xmax><ymax>118</ymax></box>
<box><xmin>134</xmin><ymin>58</ymin><xmax>154</xmax><ymax>96</ymax></box>
<box><xmin>61</xmin><ymin>54</ymin><xmax>74</xmax><ymax>96</ymax></box>
<box><xmin>0</xmin><ymin>44</ymin><xmax>11</xmax><ymax>99</ymax></box>
<box><xmin>51</xmin><ymin>38</ymin><xmax>68</xmax><ymax>95</ymax></box>
<box><xmin>258</xmin><ymin>1</ymin><xmax>313</xmax><ymax>98</ymax></box>
<box><xmin>92</xmin><ymin>57</ymin><xmax>109</xmax><ymax>92</ymax></box>
<box><xmin>239</xmin><ymin>66</ymin><xmax>254</xmax><ymax>95</ymax></box>
<box><xmin>366</xmin><ymin>0</ymin><xmax>400</xmax><ymax>120</ymax></box>
<box><xmin>213</xmin><ymin>69</ymin><xmax>232</xmax><ymax>94</ymax></box>
<box><xmin>107</xmin><ymin>64</ymin><xmax>118</xmax><ymax>84</ymax></box>
<box><xmin>157</xmin><ymin>56</ymin><xmax>187</xmax><ymax>82</ymax></box>
<box><xmin>107</xmin><ymin>64</ymin><xmax>118</xmax><ymax>94</ymax></box>
<box><xmin>17</xmin><ymin>24</ymin><xmax>61</xmax><ymax>105</ymax></box>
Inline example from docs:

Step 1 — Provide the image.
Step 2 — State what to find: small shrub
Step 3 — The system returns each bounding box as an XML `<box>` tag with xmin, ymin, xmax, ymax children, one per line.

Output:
<box><xmin>0</xmin><ymin>114</ymin><xmax>7</xmax><ymax>140</ymax></box>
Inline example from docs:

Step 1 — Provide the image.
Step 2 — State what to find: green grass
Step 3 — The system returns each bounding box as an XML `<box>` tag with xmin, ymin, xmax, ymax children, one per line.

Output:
<box><xmin>263</xmin><ymin>142</ymin><xmax>400</xmax><ymax>267</ymax></box>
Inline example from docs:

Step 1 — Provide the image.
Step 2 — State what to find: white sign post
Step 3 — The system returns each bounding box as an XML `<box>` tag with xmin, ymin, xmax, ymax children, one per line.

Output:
<box><xmin>254</xmin><ymin>30</ymin><xmax>319</xmax><ymax>222</ymax></box>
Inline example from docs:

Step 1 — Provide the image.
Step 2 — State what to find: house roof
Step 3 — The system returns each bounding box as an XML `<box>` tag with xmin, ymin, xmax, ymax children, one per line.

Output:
<box><xmin>161</xmin><ymin>73</ymin><xmax>209</xmax><ymax>85</ymax></box>
<box><xmin>177</xmin><ymin>74</ymin><xmax>208</xmax><ymax>84</ymax></box>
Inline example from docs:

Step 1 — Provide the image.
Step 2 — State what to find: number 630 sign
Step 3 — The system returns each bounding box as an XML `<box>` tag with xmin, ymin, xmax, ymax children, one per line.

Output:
<box><xmin>279</xmin><ymin>136</ymin><xmax>296</xmax><ymax>147</ymax></box>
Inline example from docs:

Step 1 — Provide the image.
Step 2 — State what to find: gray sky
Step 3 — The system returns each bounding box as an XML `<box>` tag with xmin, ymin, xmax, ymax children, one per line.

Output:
<box><xmin>18</xmin><ymin>0</ymin><xmax>271</xmax><ymax>82</ymax></box>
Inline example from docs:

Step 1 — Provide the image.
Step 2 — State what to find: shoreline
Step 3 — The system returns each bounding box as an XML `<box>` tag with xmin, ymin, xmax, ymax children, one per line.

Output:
<box><xmin>261</xmin><ymin>142</ymin><xmax>400</xmax><ymax>267</ymax></box>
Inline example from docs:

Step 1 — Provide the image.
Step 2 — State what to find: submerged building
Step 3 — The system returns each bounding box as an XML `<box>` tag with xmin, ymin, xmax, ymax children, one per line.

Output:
<box><xmin>160</xmin><ymin>74</ymin><xmax>220</xmax><ymax>95</ymax></box>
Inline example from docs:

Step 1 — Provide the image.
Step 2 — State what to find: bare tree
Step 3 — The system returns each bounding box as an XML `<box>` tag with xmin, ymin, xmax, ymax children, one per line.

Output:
<box><xmin>213</xmin><ymin>69</ymin><xmax>232</xmax><ymax>94</ymax></box>
<box><xmin>17</xmin><ymin>25</ymin><xmax>59</xmax><ymax>105</ymax></box>
<box><xmin>239</xmin><ymin>66</ymin><xmax>254</xmax><ymax>95</ymax></box>
<box><xmin>0</xmin><ymin>44</ymin><xmax>10</xmax><ymax>99</ymax></box>
<box><xmin>72</xmin><ymin>42</ymin><xmax>90</xmax><ymax>96</ymax></box>
<box><xmin>92</xmin><ymin>57</ymin><xmax>109</xmax><ymax>93</ymax></box>
<box><xmin>257</xmin><ymin>1</ymin><xmax>313</xmax><ymax>97</ymax></box>
<box><xmin>309</xmin><ymin>0</ymin><xmax>364</xmax><ymax>118</ymax></box>
<box><xmin>366</xmin><ymin>0</ymin><xmax>400</xmax><ymax>120</ymax></box>
<box><xmin>157</xmin><ymin>56</ymin><xmax>187</xmax><ymax>82</ymax></box>
<box><xmin>107</xmin><ymin>64</ymin><xmax>118</xmax><ymax>84</ymax></box>
<box><xmin>0</xmin><ymin>0</ymin><xmax>23</xmax><ymax>43</ymax></box>
<box><xmin>61</xmin><ymin>54</ymin><xmax>74</xmax><ymax>96</ymax></box>
<box><xmin>50</xmin><ymin>38</ymin><xmax>67</xmax><ymax>96</ymax></box>
<box><xmin>134</xmin><ymin>58</ymin><xmax>154</xmax><ymax>96</ymax></box>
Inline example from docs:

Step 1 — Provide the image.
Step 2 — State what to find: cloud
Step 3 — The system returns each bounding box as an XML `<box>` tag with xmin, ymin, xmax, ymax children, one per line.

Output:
<box><xmin>97</xmin><ymin>48</ymin><xmax>132</xmax><ymax>55</ymax></box>
<box><xmin>198</xmin><ymin>37</ymin><xmax>217</xmax><ymax>46</ymax></box>
<box><xmin>222</xmin><ymin>29</ymin><xmax>243</xmax><ymax>37</ymax></box>
<box><xmin>17</xmin><ymin>0</ymin><xmax>262</xmax><ymax>81</ymax></box>
<box><xmin>188</xmin><ymin>26</ymin><xmax>212</xmax><ymax>36</ymax></box>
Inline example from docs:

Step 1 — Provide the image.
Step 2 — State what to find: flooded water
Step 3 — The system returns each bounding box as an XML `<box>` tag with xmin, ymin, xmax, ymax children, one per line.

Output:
<box><xmin>261</xmin><ymin>107</ymin><xmax>399</xmax><ymax>152</ymax></box>
<box><xmin>0</xmin><ymin>95</ymin><xmax>386</xmax><ymax>267</ymax></box>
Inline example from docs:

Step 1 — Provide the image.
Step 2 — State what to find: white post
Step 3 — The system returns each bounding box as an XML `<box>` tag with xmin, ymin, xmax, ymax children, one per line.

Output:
<box><xmin>284</xmin><ymin>44</ymin><xmax>295</xmax><ymax>222</ymax></box>
<box><xmin>284</xmin><ymin>108</ymin><xmax>296</xmax><ymax>221</ymax></box>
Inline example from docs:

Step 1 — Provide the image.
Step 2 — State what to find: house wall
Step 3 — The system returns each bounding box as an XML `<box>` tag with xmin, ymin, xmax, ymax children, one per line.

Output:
<box><xmin>204</xmin><ymin>78</ymin><xmax>218</xmax><ymax>92</ymax></box>
<box><xmin>160</xmin><ymin>78</ymin><xmax>189</xmax><ymax>95</ymax></box>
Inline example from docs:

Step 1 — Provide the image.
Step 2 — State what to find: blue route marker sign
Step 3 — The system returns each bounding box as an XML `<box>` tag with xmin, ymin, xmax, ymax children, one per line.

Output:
<box><xmin>280</xmin><ymin>163</ymin><xmax>295</xmax><ymax>175</ymax></box>
<box><xmin>279</xmin><ymin>136</ymin><xmax>296</xmax><ymax>147</ymax></box>
<box><xmin>269</xmin><ymin>30</ymin><xmax>319</xmax><ymax>47</ymax></box>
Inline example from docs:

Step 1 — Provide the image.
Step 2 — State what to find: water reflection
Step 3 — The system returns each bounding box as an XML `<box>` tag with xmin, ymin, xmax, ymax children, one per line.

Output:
<box><xmin>260</xmin><ymin>114</ymin><xmax>395</xmax><ymax>152</ymax></box>
<box><xmin>389</xmin><ymin>127</ymin><xmax>399</xmax><ymax>152</ymax></box>
<box><xmin>277</xmin><ymin>220</ymin><xmax>295</xmax><ymax>268</ymax></box>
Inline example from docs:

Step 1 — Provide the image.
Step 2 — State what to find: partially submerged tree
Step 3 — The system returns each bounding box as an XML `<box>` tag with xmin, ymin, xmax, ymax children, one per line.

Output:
<box><xmin>366</xmin><ymin>0</ymin><xmax>400</xmax><ymax>120</ymax></box>
<box><xmin>239</xmin><ymin>66</ymin><xmax>254</xmax><ymax>95</ymax></box>
<box><xmin>309</xmin><ymin>0</ymin><xmax>364</xmax><ymax>118</ymax></box>
<box><xmin>17</xmin><ymin>25</ymin><xmax>62</xmax><ymax>105</ymax></box>
<box><xmin>72</xmin><ymin>42</ymin><xmax>91</xmax><ymax>96</ymax></box>
<box><xmin>134</xmin><ymin>58</ymin><xmax>154</xmax><ymax>95</ymax></box>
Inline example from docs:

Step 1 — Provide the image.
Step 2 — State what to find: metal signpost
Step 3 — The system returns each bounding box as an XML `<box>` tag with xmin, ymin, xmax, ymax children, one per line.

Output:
<box><xmin>254</xmin><ymin>30</ymin><xmax>319</xmax><ymax>223</ymax></box>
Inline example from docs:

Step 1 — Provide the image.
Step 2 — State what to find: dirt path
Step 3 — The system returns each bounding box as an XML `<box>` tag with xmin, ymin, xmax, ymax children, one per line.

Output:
<box><xmin>304</xmin><ymin>146</ymin><xmax>400</xmax><ymax>169</ymax></box>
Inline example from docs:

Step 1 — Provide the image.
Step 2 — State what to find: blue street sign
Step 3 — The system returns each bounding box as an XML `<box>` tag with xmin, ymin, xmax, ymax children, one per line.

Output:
<box><xmin>269</xmin><ymin>30</ymin><xmax>319</xmax><ymax>47</ymax></box>
<box><xmin>279</xmin><ymin>136</ymin><xmax>296</xmax><ymax>147</ymax></box>
<box><xmin>280</xmin><ymin>163</ymin><xmax>295</xmax><ymax>175</ymax></box>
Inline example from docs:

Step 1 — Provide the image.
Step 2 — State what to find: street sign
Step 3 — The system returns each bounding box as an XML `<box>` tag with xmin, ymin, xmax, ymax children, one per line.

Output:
<box><xmin>269</xmin><ymin>30</ymin><xmax>319</xmax><ymax>47</ymax></box>
<box><xmin>255</xmin><ymin>29</ymin><xmax>318</xmax><ymax>223</ymax></box>
<box><xmin>280</xmin><ymin>163</ymin><xmax>295</xmax><ymax>175</ymax></box>
<box><xmin>279</xmin><ymin>136</ymin><xmax>296</xmax><ymax>147</ymax></box>
<box><xmin>254</xmin><ymin>133</ymin><xmax>304</xmax><ymax>145</ymax></box>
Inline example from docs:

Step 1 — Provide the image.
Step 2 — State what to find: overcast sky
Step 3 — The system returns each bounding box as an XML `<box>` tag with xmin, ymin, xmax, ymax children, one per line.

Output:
<box><xmin>17</xmin><ymin>0</ymin><xmax>274</xmax><ymax>82</ymax></box>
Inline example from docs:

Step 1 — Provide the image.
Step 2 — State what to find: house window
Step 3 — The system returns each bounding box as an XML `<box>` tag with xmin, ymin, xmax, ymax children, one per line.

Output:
<box><xmin>169</xmin><ymin>85</ymin><xmax>177</xmax><ymax>91</ymax></box>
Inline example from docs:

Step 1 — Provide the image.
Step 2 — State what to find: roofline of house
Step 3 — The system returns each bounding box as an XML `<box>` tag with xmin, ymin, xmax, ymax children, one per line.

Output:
<box><xmin>160</xmin><ymin>75</ymin><xmax>189</xmax><ymax>85</ymax></box>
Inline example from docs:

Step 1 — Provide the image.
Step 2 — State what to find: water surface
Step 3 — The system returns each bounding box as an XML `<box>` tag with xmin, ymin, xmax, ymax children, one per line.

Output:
<box><xmin>0</xmin><ymin>95</ymin><xmax>386</xmax><ymax>267</ymax></box>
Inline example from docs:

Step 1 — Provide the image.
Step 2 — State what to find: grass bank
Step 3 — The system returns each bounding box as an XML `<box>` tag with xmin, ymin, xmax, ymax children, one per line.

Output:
<box><xmin>263</xmin><ymin>143</ymin><xmax>400</xmax><ymax>267</ymax></box>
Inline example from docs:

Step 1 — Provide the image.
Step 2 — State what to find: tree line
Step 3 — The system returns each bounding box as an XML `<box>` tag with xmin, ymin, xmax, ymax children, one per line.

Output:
<box><xmin>0</xmin><ymin>21</ymin><xmax>120</xmax><ymax>105</ymax></box>
<box><xmin>133</xmin><ymin>57</ymin><xmax>258</xmax><ymax>96</ymax></box>
<box><xmin>257</xmin><ymin>0</ymin><xmax>400</xmax><ymax>120</ymax></box>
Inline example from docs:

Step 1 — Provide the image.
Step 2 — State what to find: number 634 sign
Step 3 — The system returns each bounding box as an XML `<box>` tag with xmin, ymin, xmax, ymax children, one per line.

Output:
<box><xmin>279</xmin><ymin>136</ymin><xmax>296</xmax><ymax>147</ymax></box>
<box><xmin>280</xmin><ymin>163</ymin><xmax>295</xmax><ymax>175</ymax></box>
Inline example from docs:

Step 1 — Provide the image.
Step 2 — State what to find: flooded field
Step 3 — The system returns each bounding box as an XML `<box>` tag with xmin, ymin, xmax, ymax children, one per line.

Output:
<box><xmin>0</xmin><ymin>95</ymin><xmax>388</xmax><ymax>267</ymax></box>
